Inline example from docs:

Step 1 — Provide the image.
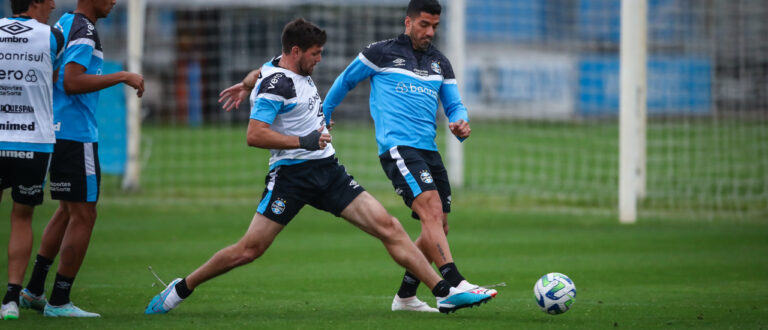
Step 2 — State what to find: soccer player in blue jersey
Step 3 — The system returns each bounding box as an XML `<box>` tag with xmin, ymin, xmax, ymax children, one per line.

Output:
<box><xmin>0</xmin><ymin>0</ymin><xmax>62</xmax><ymax>320</ymax></box>
<box><xmin>19</xmin><ymin>0</ymin><xmax>144</xmax><ymax>318</ymax></box>
<box><xmin>146</xmin><ymin>18</ymin><xmax>492</xmax><ymax>315</ymax></box>
<box><xmin>322</xmin><ymin>0</ymin><xmax>497</xmax><ymax>312</ymax></box>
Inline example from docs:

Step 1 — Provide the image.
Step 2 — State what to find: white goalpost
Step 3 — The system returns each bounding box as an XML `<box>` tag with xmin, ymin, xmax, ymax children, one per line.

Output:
<box><xmin>619</xmin><ymin>0</ymin><xmax>648</xmax><ymax>223</ymax></box>
<box><xmin>123</xmin><ymin>0</ymin><xmax>146</xmax><ymax>191</ymax></box>
<box><xmin>445</xmin><ymin>0</ymin><xmax>466</xmax><ymax>188</ymax></box>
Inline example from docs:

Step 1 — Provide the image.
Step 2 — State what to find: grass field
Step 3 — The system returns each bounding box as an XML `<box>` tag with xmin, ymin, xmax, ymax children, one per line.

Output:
<box><xmin>1</xmin><ymin>120</ymin><xmax>766</xmax><ymax>328</ymax></box>
<box><xmin>1</xmin><ymin>200</ymin><xmax>767</xmax><ymax>329</ymax></box>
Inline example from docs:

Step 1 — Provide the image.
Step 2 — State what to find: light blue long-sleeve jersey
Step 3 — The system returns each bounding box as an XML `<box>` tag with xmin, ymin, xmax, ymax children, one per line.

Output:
<box><xmin>323</xmin><ymin>34</ymin><xmax>468</xmax><ymax>156</ymax></box>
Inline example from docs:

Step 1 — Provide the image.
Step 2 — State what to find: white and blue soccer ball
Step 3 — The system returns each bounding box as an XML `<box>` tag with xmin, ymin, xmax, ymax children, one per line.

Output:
<box><xmin>533</xmin><ymin>272</ymin><xmax>576</xmax><ymax>314</ymax></box>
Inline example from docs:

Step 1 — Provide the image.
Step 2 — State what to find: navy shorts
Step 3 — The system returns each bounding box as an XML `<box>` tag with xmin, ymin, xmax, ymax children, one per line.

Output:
<box><xmin>0</xmin><ymin>150</ymin><xmax>51</xmax><ymax>206</ymax></box>
<box><xmin>379</xmin><ymin>146</ymin><xmax>451</xmax><ymax>220</ymax></box>
<box><xmin>257</xmin><ymin>156</ymin><xmax>366</xmax><ymax>225</ymax></box>
<box><xmin>49</xmin><ymin>139</ymin><xmax>101</xmax><ymax>202</ymax></box>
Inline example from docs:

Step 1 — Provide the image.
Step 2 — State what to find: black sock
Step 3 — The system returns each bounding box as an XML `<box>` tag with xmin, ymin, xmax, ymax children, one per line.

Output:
<box><xmin>3</xmin><ymin>284</ymin><xmax>22</xmax><ymax>305</ymax></box>
<box><xmin>396</xmin><ymin>271</ymin><xmax>420</xmax><ymax>298</ymax></box>
<box><xmin>174</xmin><ymin>278</ymin><xmax>193</xmax><ymax>299</ymax></box>
<box><xmin>26</xmin><ymin>254</ymin><xmax>53</xmax><ymax>296</ymax></box>
<box><xmin>438</xmin><ymin>262</ymin><xmax>466</xmax><ymax>287</ymax></box>
<box><xmin>431</xmin><ymin>280</ymin><xmax>451</xmax><ymax>297</ymax></box>
<box><xmin>48</xmin><ymin>273</ymin><xmax>74</xmax><ymax>306</ymax></box>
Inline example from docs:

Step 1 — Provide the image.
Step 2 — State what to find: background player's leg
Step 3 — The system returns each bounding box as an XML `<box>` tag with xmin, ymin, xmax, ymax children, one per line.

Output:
<box><xmin>4</xmin><ymin>202</ymin><xmax>34</xmax><ymax>313</ymax></box>
<box><xmin>23</xmin><ymin>202</ymin><xmax>68</xmax><ymax>300</ymax></box>
<box><xmin>47</xmin><ymin>201</ymin><xmax>96</xmax><ymax>307</ymax></box>
<box><xmin>340</xmin><ymin>191</ymin><xmax>441</xmax><ymax>289</ymax></box>
<box><xmin>7</xmin><ymin>203</ymin><xmax>34</xmax><ymax>287</ymax></box>
<box><xmin>37</xmin><ymin>202</ymin><xmax>70</xmax><ymax>259</ymax></box>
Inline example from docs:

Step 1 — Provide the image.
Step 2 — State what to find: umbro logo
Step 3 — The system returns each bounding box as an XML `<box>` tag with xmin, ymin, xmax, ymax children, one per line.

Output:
<box><xmin>0</xmin><ymin>22</ymin><xmax>32</xmax><ymax>36</ymax></box>
<box><xmin>393</xmin><ymin>58</ymin><xmax>406</xmax><ymax>66</ymax></box>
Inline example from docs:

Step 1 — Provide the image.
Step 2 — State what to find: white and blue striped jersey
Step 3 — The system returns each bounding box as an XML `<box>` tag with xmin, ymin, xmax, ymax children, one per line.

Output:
<box><xmin>249</xmin><ymin>57</ymin><xmax>334</xmax><ymax>169</ymax></box>
<box><xmin>52</xmin><ymin>12</ymin><xmax>104</xmax><ymax>143</ymax></box>
<box><xmin>0</xmin><ymin>16</ymin><xmax>63</xmax><ymax>152</ymax></box>
<box><xmin>324</xmin><ymin>34</ymin><xmax>469</xmax><ymax>156</ymax></box>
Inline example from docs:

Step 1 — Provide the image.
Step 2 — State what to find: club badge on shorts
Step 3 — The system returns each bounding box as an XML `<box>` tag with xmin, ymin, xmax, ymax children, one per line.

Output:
<box><xmin>271</xmin><ymin>198</ymin><xmax>286</xmax><ymax>215</ymax></box>
<box><xmin>419</xmin><ymin>170</ymin><xmax>433</xmax><ymax>184</ymax></box>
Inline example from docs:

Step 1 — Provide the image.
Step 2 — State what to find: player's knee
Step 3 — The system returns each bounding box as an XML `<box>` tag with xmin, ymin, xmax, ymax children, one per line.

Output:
<box><xmin>419</xmin><ymin>212</ymin><xmax>443</xmax><ymax>228</ymax></box>
<box><xmin>11</xmin><ymin>204</ymin><xmax>34</xmax><ymax>220</ymax></box>
<box><xmin>238</xmin><ymin>243</ymin><xmax>267</xmax><ymax>264</ymax></box>
<box><xmin>374</xmin><ymin>214</ymin><xmax>405</xmax><ymax>240</ymax></box>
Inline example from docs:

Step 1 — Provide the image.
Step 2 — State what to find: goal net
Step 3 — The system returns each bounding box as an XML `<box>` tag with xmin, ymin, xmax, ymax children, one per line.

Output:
<box><xmin>27</xmin><ymin>0</ymin><xmax>767</xmax><ymax>220</ymax></box>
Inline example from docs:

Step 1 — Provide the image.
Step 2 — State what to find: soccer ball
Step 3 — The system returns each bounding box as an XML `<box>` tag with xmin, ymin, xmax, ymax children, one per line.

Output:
<box><xmin>533</xmin><ymin>272</ymin><xmax>576</xmax><ymax>314</ymax></box>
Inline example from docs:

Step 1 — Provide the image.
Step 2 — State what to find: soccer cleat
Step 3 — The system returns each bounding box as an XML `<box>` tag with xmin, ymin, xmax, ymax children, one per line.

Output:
<box><xmin>43</xmin><ymin>302</ymin><xmax>100</xmax><ymax>317</ymax></box>
<box><xmin>19</xmin><ymin>288</ymin><xmax>47</xmax><ymax>312</ymax></box>
<box><xmin>1</xmin><ymin>301</ymin><xmax>20</xmax><ymax>320</ymax></box>
<box><xmin>391</xmin><ymin>295</ymin><xmax>439</xmax><ymax>312</ymax></box>
<box><xmin>436</xmin><ymin>287</ymin><xmax>492</xmax><ymax>314</ymax></box>
<box><xmin>456</xmin><ymin>280</ymin><xmax>498</xmax><ymax>298</ymax></box>
<box><xmin>145</xmin><ymin>278</ymin><xmax>184</xmax><ymax>314</ymax></box>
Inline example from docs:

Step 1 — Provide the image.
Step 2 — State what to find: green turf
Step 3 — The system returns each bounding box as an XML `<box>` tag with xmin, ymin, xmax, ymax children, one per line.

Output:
<box><xmin>1</xmin><ymin>200</ymin><xmax>767</xmax><ymax>329</ymax></box>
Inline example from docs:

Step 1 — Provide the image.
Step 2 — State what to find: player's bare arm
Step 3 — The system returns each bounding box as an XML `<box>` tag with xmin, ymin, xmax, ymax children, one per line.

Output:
<box><xmin>63</xmin><ymin>62</ymin><xmax>144</xmax><ymax>97</ymax></box>
<box><xmin>247</xmin><ymin>120</ymin><xmax>331</xmax><ymax>150</ymax></box>
<box><xmin>218</xmin><ymin>68</ymin><xmax>262</xmax><ymax>111</ymax></box>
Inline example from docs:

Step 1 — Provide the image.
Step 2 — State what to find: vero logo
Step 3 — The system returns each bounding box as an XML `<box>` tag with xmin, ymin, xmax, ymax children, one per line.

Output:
<box><xmin>0</xmin><ymin>22</ymin><xmax>33</xmax><ymax>35</ymax></box>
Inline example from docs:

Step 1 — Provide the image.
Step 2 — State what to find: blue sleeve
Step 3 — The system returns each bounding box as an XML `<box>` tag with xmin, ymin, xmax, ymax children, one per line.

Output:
<box><xmin>440</xmin><ymin>82</ymin><xmax>470</xmax><ymax>142</ymax></box>
<box><xmin>249</xmin><ymin>98</ymin><xmax>283</xmax><ymax>125</ymax></box>
<box><xmin>323</xmin><ymin>55</ymin><xmax>377</xmax><ymax>126</ymax></box>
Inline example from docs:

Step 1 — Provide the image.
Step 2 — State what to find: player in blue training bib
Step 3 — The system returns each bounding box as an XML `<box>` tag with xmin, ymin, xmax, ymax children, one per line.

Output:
<box><xmin>20</xmin><ymin>0</ymin><xmax>144</xmax><ymax>318</ymax></box>
<box><xmin>323</xmin><ymin>0</ymin><xmax>498</xmax><ymax>311</ymax></box>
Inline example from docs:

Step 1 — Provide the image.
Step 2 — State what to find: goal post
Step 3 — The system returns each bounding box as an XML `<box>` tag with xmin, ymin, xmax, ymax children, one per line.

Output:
<box><xmin>619</xmin><ymin>0</ymin><xmax>648</xmax><ymax>223</ymax></box>
<box><xmin>445</xmin><ymin>0</ymin><xmax>466</xmax><ymax>188</ymax></box>
<box><xmin>122</xmin><ymin>0</ymin><xmax>146</xmax><ymax>191</ymax></box>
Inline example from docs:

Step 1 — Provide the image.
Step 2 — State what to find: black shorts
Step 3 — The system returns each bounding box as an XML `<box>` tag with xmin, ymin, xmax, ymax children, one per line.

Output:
<box><xmin>379</xmin><ymin>146</ymin><xmax>451</xmax><ymax>220</ymax></box>
<box><xmin>257</xmin><ymin>156</ymin><xmax>366</xmax><ymax>225</ymax></box>
<box><xmin>49</xmin><ymin>139</ymin><xmax>101</xmax><ymax>202</ymax></box>
<box><xmin>0</xmin><ymin>149</ymin><xmax>51</xmax><ymax>206</ymax></box>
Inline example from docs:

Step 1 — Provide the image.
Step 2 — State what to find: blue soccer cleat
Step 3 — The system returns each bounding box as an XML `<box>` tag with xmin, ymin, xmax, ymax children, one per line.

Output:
<box><xmin>19</xmin><ymin>288</ymin><xmax>47</xmax><ymax>312</ymax></box>
<box><xmin>145</xmin><ymin>278</ymin><xmax>183</xmax><ymax>314</ymax></box>
<box><xmin>436</xmin><ymin>287</ymin><xmax>492</xmax><ymax>314</ymax></box>
<box><xmin>43</xmin><ymin>302</ymin><xmax>100</xmax><ymax>317</ymax></box>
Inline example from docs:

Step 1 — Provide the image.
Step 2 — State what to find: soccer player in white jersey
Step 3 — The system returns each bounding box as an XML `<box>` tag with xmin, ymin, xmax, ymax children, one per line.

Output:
<box><xmin>18</xmin><ymin>0</ymin><xmax>144</xmax><ymax>318</ymax></box>
<box><xmin>322</xmin><ymin>0</ymin><xmax>497</xmax><ymax>312</ymax></box>
<box><xmin>0</xmin><ymin>0</ymin><xmax>61</xmax><ymax>320</ymax></box>
<box><xmin>146</xmin><ymin>18</ymin><xmax>492</xmax><ymax>315</ymax></box>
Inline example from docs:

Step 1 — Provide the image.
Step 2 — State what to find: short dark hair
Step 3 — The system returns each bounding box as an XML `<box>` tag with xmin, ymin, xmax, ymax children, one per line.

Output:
<box><xmin>407</xmin><ymin>0</ymin><xmax>442</xmax><ymax>17</ymax></box>
<box><xmin>11</xmin><ymin>0</ymin><xmax>44</xmax><ymax>15</ymax></box>
<box><xmin>281</xmin><ymin>18</ymin><xmax>327</xmax><ymax>54</ymax></box>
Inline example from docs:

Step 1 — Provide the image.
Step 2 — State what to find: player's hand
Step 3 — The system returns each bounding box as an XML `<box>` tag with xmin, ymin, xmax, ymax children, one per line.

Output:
<box><xmin>299</xmin><ymin>126</ymin><xmax>332</xmax><ymax>150</ymax></box>
<box><xmin>326</xmin><ymin>119</ymin><xmax>335</xmax><ymax>131</ymax></box>
<box><xmin>218</xmin><ymin>82</ymin><xmax>250</xmax><ymax>112</ymax></box>
<box><xmin>449</xmin><ymin>119</ymin><xmax>471</xmax><ymax>139</ymax></box>
<box><xmin>123</xmin><ymin>72</ymin><xmax>144</xmax><ymax>97</ymax></box>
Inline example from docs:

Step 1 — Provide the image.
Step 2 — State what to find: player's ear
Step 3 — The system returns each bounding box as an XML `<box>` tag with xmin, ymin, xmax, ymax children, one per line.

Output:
<box><xmin>291</xmin><ymin>45</ymin><xmax>301</xmax><ymax>57</ymax></box>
